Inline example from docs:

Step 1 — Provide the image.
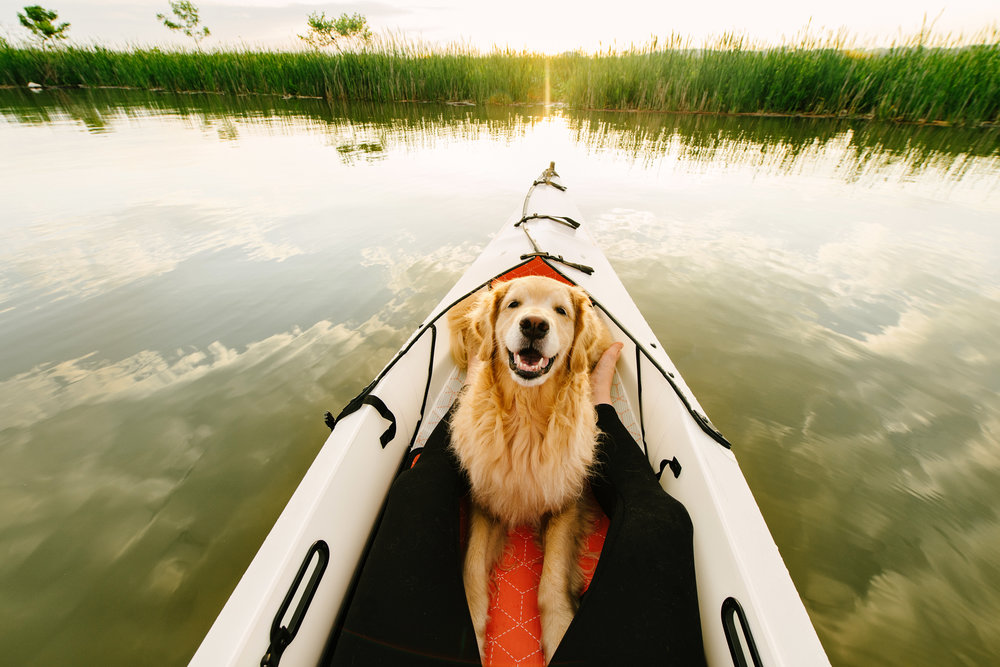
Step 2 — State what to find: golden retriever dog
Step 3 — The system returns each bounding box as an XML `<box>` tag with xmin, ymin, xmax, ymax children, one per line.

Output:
<box><xmin>448</xmin><ymin>275</ymin><xmax>612</xmax><ymax>663</ymax></box>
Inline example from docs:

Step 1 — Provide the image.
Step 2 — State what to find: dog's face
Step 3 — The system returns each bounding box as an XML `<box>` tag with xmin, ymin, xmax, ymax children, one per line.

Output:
<box><xmin>495</xmin><ymin>277</ymin><xmax>578</xmax><ymax>386</ymax></box>
<box><xmin>468</xmin><ymin>276</ymin><xmax>605</xmax><ymax>387</ymax></box>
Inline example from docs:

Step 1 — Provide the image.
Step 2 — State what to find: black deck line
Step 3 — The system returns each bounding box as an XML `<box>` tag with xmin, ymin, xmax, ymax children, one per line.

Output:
<box><xmin>540</xmin><ymin>260</ymin><xmax>734</xmax><ymax>451</ymax></box>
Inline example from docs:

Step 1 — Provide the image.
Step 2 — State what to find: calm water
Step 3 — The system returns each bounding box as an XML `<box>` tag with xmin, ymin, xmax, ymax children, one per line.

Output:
<box><xmin>1</xmin><ymin>88</ymin><xmax>999</xmax><ymax>666</ymax></box>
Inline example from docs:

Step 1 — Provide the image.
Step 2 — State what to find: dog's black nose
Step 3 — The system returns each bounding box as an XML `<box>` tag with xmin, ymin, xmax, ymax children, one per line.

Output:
<box><xmin>520</xmin><ymin>316</ymin><xmax>549</xmax><ymax>340</ymax></box>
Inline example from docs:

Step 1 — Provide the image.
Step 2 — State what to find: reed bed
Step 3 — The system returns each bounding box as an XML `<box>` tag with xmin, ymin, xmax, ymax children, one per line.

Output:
<box><xmin>558</xmin><ymin>34</ymin><xmax>1000</xmax><ymax>124</ymax></box>
<box><xmin>1</xmin><ymin>32</ymin><xmax>997</xmax><ymax>125</ymax></box>
<box><xmin>0</xmin><ymin>43</ymin><xmax>549</xmax><ymax>104</ymax></box>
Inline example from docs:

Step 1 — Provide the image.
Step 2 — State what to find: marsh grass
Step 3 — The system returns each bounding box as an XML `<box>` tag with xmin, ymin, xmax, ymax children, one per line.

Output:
<box><xmin>559</xmin><ymin>32</ymin><xmax>1000</xmax><ymax>124</ymax></box>
<box><xmin>1</xmin><ymin>30</ymin><xmax>997</xmax><ymax>124</ymax></box>
<box><xmin>0</xmin><ymin>39</ymin><xmax>550</xmax><ymax>104</ymax></box>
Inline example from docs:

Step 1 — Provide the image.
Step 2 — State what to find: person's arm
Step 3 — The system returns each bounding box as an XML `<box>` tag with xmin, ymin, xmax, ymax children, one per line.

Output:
<box><xmin>556</xmin><ymin>342</ymin><xmax>706</xmax><ymax>665</ymax></box>
<box><xmin>589</xmin><ymin>342</ymin><xmax>658</xmax><ymax>484</ymax></box>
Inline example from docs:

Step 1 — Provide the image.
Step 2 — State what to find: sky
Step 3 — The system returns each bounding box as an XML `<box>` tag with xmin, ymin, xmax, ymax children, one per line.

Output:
<box><xmin>1</xmin><ymin>0</ymin><xmax>998</xmax><ymax>52</ymax></box>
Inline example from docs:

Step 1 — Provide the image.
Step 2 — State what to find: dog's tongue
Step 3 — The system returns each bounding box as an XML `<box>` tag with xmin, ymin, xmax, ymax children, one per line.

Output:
<box><xmin>515</xmin><ymin>349</ymin><xmax>548</xmax><ymax>372</ymax></box>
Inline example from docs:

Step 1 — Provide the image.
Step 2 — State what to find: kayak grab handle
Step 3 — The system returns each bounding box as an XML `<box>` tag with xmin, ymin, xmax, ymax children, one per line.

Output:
<box><xmin>722</xmin><ymin>597</ymin><xmax>763</xmax><ymax>667</ymax></box>
<box><xmin>260</xmin><ymin>540</ymin><xmax>330</xmax><ymax>667</ymax></box>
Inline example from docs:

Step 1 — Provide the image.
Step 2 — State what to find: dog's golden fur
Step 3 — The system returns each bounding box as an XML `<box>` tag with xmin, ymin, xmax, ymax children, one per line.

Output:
<box><xmin>448</xmin><ymin>275</ymin><xmax>612</xmax><ymax>663</ymax></box>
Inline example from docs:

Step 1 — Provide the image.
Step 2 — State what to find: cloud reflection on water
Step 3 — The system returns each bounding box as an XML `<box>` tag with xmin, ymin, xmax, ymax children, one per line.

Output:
<box><xmin>0</xmin><ymin>290</ymin><xmax>440</xmax><ymax>664</ymax></box>
<box><xmin>0</xmin><ymin>204</ymin><xmax>303</xmax><ymax>308</ymax></box>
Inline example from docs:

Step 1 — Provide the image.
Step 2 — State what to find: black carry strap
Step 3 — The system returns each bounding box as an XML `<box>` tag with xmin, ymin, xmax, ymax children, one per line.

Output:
<box><xmin>656</xmin><ymin>457</ymin><xmax>683</xmax><ymax>480</ymax></box>
<box><xmin>324</xmin><ymin>393</ymin><xmax>397</xmax><ymax>449</ymax></box>
<box><xmin>360</xmin><ymin>395</ymin><xmax>397</xmax><ymax>448</ymax></box>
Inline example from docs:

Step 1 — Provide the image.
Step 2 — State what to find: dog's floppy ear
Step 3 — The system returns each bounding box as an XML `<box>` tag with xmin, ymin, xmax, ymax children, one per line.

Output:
<box><xmin>468</xmin><ymin>281</ymin><xmax>511</xmax><ymax>364</ymax></box>
<box><xmin>447</xmin><ymin>292</ymin><xmax>477</xmax><ymax>370</ymax></box>
<box><xmin>447</xmin><ymin>282</ymin><xmax>510</xmax><ymax>370</ymax></box>
<box><xmin>569</xmin><ymin>287</ymin><xmax>612</xmax><ymax>375</ymax></box>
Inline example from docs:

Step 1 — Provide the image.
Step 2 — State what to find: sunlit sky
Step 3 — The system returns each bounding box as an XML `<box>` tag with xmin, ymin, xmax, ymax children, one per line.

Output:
<box><xmin>0</xmin><ymin>0</ymin><xmax>997</xmax><ymax>52</ymax></box>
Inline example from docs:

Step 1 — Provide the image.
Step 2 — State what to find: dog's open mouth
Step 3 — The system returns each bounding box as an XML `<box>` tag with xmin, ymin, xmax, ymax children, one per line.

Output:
<box><xmin>508</xmin><ymin>348</ymin><xmax>555</xmax><ymax>380</ymax></box>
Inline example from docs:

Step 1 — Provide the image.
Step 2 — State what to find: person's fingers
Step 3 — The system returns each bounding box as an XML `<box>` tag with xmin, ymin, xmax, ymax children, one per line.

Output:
<box><xmin>591</xmin><ymin>342</ymin><xmax>624</xmax><ymax>405</ymax></box>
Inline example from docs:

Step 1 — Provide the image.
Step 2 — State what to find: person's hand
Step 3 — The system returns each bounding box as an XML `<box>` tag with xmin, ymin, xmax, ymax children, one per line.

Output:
<box><xmin>590</xmin><ymin>342</ymin><xmax>624</xmax><ymax>406</ymax></box>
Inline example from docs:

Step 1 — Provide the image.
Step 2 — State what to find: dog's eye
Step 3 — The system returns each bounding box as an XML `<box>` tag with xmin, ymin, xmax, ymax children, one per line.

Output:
<box><xmin>507</xmin><ymin>300</ymin><xmax>520</xmax><ymax>309</ymax></box>
<box><xmin>555</xmin><ymin>306</ymin><xmax>567</xmax><ymax>316</ymax></box>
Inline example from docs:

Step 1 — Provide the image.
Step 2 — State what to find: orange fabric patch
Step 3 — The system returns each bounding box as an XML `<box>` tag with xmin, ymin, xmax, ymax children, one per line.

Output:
<box><xmin>482</xmin><ymin>511</ymin><xmax>609</xmax><ymax>666</ymax></box>
<box><xmin>493</xmin><ymin>257</ymin><xmax>574</xmax><ymax>286</ymax></box>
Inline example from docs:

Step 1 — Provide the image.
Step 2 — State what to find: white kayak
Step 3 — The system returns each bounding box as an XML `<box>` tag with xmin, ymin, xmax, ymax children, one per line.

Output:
<box><xmin>190</xmin><ymin>164</ymin><xmax>830</xmax><ymax>667</ymax></box>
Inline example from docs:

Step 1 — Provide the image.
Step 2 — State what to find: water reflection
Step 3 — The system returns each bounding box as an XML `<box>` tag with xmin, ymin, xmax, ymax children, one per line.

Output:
<box><xmin>1</xmin><ymin>88</ymin><xmax>999</xmax><ymax>666</ymax></box>
<box><xmin>3</xmin><ymin>87</ymin><xmax>997</xmax><ymax>182</ymax></box>
<box><xmin>0</xmin><ymin>237</ymin><xmax>473</xmax><ymax>665</ymax></box>
<box><xmin>0</xmin><ymin>315</ymin><xmax>401</xmax><ymax>664</ymax></box>
<box><xmin>570</xmin><ymin>109</ymin><xmax>1000</xmax><ymax>181</ymax></box>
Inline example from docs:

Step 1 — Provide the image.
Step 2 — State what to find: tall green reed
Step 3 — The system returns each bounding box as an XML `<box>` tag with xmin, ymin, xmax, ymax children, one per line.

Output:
<box><xmin>1</xmin><ymin>30</ymin><xmax>997</xmax><ymax>124</ymax></box>
<box><xmin>555</xmin><ymin>30</ymin><xmax>1000</xmax><ymax>124</ymax></box>
<box><xmin>0</xmin><ymin>38</ymin><xmax>550</xmax><ymax>104</ymax></box>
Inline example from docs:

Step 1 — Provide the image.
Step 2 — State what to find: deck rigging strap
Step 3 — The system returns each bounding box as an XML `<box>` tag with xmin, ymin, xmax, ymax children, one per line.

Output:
<box><xmin>518</xmin><ymin>162</ymin><xmax>594</xmax><ymax>275</ymax></box>
<box><xmin>519</xmin><ymin>223</ymin><xmax>595</xmax><ymax>275</ymax></box>
<box><xmin>520</xmin><ymin>162</ymin><xmax>564</xmax><ymax>219</ymax></box>
<box><xmin>532</xmin><ymin>178</ymin><xmax>566</xmax><ymax>191</ymax></box>
<box><xmin>515</xmin><ymin>214</ymin><xmax>580</xmax><ymax>229</ymax></box>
